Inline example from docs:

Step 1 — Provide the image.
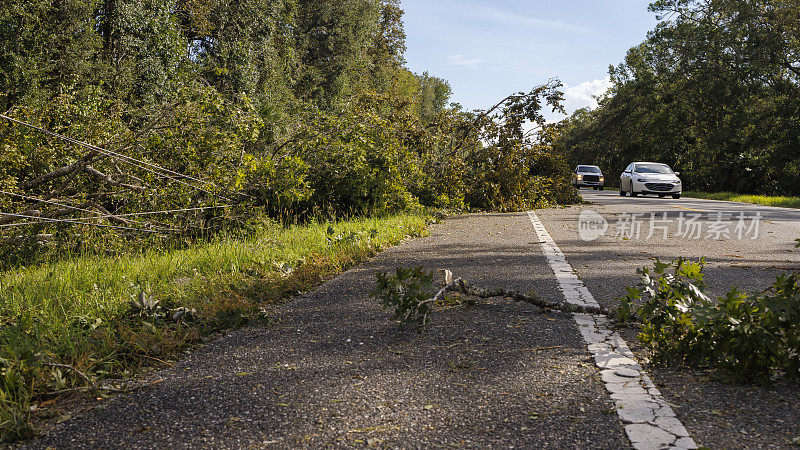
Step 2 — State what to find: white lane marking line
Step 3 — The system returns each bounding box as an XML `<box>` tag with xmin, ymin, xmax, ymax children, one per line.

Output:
<box><xmin>526</xmin><ymin>211</ymin><xmax>698</xmax><ymax>450</ymax></box>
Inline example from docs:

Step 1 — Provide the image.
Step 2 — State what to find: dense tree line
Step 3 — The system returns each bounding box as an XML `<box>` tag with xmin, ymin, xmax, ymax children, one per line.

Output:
<box><xmin>555</xmin><ymin>0</ymin><xmax>800</xmax><ymax>195</ymax></box>
<box><xmin>0</xmin><ymin>0</ymin><xmax>575</xmax><ymax>267</ymax></box>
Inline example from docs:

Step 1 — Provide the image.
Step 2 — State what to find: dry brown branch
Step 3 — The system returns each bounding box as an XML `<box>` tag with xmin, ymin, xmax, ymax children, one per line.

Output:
<box><xmin>42</xmin><ymin>362</ymin><xmax>93</xmax><ymax>386</ymax></box>
<box><xmin>84</xmin><ymin>165</ymin><xmax>145</xmax><ymax>191</ymax></box>
<box><xmin>135</xmin><ymin>354</ymin><xmax>174</xmax><ymax>367</ymax></box>
<box><xmin>445</xmin><ymin>278</ymin><xmax>618</xmax><ymax>317</ymax></box>
<box><xmin>41</xmin><ymin>385</ymin><xmax>129</xmax><ymax>396</ymax></box>
<box><xmin>20</xmin><ymin>151</ymin><xmax>99</xmax><ymax>190</ymax></box>
<box><xmin>93</xmin><ymin>203</ymin><xmax>129</xmax><ymax>225</ymax></box>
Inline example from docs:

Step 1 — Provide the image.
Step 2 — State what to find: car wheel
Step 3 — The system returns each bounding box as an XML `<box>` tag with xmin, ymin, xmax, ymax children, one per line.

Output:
<box><xmin>658</xmin><ymin>194</ymin><xmax>665</xmax><ymax>198</ymax></box>
<box><xmin>672</xmin><ymin>194</ymin><xmax>681</xmax><ymax>199</ymax></box>
<box><xmin>619</xmin><ymin>188</ymin><xmax>626</xmax><ymax>196</ymax></box>
<box><xmin>599</xmin><ymin>187</ymin><xmax>604</xmax><ymax>191</ymax></box>
<box><xmin>631</xmin><ymin>190</ymin><xmax>639</xmax><ymax>197</ymax></box>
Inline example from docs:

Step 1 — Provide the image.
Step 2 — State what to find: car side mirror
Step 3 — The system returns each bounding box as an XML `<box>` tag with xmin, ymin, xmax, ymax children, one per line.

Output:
<box><xmin>674</xmin><ymin>172</ymin><xmax>681</xmax><ymax>176</ymax></box>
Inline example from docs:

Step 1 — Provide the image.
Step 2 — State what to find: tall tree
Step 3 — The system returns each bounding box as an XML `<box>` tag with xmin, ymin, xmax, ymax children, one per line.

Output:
<box><xmin>556</xmin><ymin>0</ymin><xmax>800</xmax><ymax>195</ymax></box>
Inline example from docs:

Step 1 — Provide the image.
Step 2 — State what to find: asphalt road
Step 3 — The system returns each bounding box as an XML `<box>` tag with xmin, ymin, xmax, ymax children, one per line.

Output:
<box><xmin>541</xmin><ymin>189</ymin><xmax>800</xmax><ymax>308</ymax></box>
<box><xmin>548</xmin><ymin>190</ymin><xmax>800</xmax><ymax>448</ymax></box>
<box><xmin>26</xmin><ymin>194</ymin><xmax>800</xmax><ymax>449</ymax></box>
<box><xmin>28</xmin><ymin>213</ymin><xmax>630</xmax><ymax>449</ymax></box>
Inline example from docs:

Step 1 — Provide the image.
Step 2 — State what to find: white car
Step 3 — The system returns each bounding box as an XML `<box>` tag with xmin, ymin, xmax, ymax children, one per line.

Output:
<box><xmin>619</xmin><ymin>162</ymin><xmax>682</xmax><ymax>199</ymax></box>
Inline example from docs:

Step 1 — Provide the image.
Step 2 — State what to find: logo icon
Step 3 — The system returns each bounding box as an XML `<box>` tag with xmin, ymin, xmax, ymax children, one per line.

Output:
<box><xmin>578</xmin><ymin>209</ymin><xmax>608</xmax><ymax>242</ymax></box>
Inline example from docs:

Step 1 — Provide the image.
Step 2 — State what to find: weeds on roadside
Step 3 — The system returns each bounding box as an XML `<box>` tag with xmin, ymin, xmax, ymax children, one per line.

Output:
<box><xmin>681</xmin><ymin>191</ymin><xmax>800</xmax><ymax>209</ymax></box>
<box><xmin>0</xmin><ymin>213</ymin><xmax>428</xmax><ymax>441</ymax></box>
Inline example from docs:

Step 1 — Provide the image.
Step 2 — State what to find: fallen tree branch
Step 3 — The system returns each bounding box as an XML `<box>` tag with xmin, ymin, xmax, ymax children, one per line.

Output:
<box><xmin>84</xmin><ymin>165</ymin><xmax>145</xmax><ymax>191</ymax></box>
<box><xmin>42</xmin><ymin>167</ymin><xmax>83</xmax><ymax>201</ymax></box>
<box><xmin>39</xmin><ymin>361</ymin><xmax>129</xmax><ymax>395</ymax></box>
<box><xmin>20</xmin><ymin>151</ymin><xmax>99</xmax><ymax>190</ymax></box>
<box><xmin>93</xmin><ymin>203</ymin><xmax>130</xmax><ymax>226</ymax></box>
<box><xmin>41</xmin><ymin>362</ymin><xmax>93</xmax><ymax>387</ymax></box>
<box><xmin>134</xmin><ymin>354</ymin><xmax>174</xmax><ymax>367</ymax></box>
<box><xmin>40</xmin><ymin>385</ymin><xmax>129</xmax><ymax>397</ymax></box>
<box><xmin>446</xmin><ymin>278</ymin><xmax>619</xmax><ymax>317</ymax></box>
<box><xmin>376</xmin><ymin>267</ymin><xmax>637</xmax><ymax>330</ymax></box>
<box><xmin>413</xmin><ymin>284</ymin><xmax>450</xmax><ymax>325</ymax></box>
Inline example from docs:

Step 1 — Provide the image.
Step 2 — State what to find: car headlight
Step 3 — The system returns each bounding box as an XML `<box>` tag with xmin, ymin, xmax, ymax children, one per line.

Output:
<box><xmin>576</xmin><ymin>175</ymin><xmax>583</xmax><ymax>180</ymax></box>
<box><xmin>599</xmin><ymin>177</ymin><xmax>605</xmax><ymax>182</ymax></box>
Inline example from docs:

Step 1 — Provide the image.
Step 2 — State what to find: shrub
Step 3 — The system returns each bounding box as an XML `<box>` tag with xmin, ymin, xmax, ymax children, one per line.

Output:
<box><xmin>625</xmin><ymin>258</ymin><xmax>800</xmax><ymax>383</ymax></box>
<box><xmin>373</xmin><ymin>266</ymin><xmax>436</xmax><ymax>329</ymax></box>
<box><xmin>241</xmin><ymin>155</ymin><xmax>312</xmax><ymax>219</ymax></box>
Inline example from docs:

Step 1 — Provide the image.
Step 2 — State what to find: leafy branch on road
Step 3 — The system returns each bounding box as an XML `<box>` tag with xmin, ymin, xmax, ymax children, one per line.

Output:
<box><xmin>374</xmin><ymin>267</ymin><xmax>617</xmax><ymax>330</ymax></box>
<box><xmin>377</xmin><ymin>256</ymin><xmax>800</xmax><ymax>385</ymax></box>
<box><xmin>374</xmin><ymin>267</ymin><xmax>439</xmax><ymax>329</ymax></box>
<box><xmin>623</xmin><ymin>258</ymin><xmax>800</xmax><ymax>384</ymax></box>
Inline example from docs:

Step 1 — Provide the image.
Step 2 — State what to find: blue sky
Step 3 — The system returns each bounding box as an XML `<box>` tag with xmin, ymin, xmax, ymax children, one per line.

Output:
<box><xmin>401</xmin><ymin>0</ymin><xmax>659</xmax><ymax>120</ymax></box>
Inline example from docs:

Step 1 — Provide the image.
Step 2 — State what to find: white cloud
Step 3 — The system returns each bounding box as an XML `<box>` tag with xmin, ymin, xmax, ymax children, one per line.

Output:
<box><xmin>563</xmin><ymin>77</ymin><xmax>612</xmax><ymax>112</ymax></box>
<box><xmin>447</xmin><ymin>54</ymin><xmax>482</xmax><ymax>69</ymax></box>
<box><xmin>473</xmin><ymin>5</ymin><xmax>592</xmax><ymax>34</ymax></box>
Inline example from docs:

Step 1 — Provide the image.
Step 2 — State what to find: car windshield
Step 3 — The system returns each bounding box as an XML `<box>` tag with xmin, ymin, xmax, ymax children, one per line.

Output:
<box><xmin>578</xmin><ymin>166</ymin><xmax>601</xmax><ymax>173</ymax></box>
<box><xmin>634</xmin><ymin>164</ymin><xmax>673</xmax><ymax>174</ymax></box>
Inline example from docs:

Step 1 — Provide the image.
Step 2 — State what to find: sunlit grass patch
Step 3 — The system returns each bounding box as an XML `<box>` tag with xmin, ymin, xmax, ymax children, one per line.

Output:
<box><xmin>683</xmin><ymin>191</ymin><xmax>800</xmax><ymax>209</ymax></box>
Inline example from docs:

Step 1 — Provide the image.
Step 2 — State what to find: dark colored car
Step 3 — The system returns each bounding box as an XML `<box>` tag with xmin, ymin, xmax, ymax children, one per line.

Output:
<box><xmin>572</xmin><ymin>165</ymin><xmax>605</xmax><ymax>190</ymax></box>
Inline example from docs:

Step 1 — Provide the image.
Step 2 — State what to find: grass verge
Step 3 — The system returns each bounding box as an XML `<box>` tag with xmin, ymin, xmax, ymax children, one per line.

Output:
<box><xmin>683</xmin><ymin>191</ymin><xmax>800</xmax><ymax>209</ymax></box>
<box><xmin>0</xmin><ymin>213</ymin><xmax>429</xmax><ymax>442</ymax></box>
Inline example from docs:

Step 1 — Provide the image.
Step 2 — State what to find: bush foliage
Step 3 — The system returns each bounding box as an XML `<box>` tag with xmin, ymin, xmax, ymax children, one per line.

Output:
<box><xmin>0</xmin><ymin>0</ymin><xmax>576</xmax><ymax>267</ymax></box>
<box><xmin>624</xmin><ymin>258</ymin><xmax>800</xmax><ymax>383</ymax></box>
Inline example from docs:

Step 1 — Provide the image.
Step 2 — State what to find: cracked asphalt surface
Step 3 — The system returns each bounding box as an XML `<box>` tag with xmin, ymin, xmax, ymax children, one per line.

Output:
<box><xmin>27</xmin><ymin>193</ymin><xmax>800</xmax><ymax>448</ymax></box>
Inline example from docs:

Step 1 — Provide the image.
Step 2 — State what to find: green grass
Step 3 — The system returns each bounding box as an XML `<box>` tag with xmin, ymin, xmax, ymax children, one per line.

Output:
<box><xmin>682</xmin><ymin>191</ymin><xmax>800</xmax><ymax>209</ymax></box>
<box><xmin>0</xmin><ymin>213</ymin><xmax>429</xmax><ymax>441</ymax></box>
